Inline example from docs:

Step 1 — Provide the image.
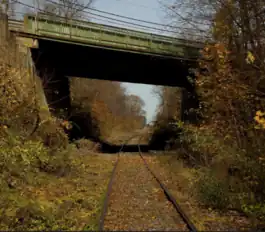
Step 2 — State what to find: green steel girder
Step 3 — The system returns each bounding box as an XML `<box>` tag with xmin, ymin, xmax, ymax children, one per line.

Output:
<box><xmin>21</xmin><ymin>15</ymin><xmax>202</xmax><ymax>59</ymax></box>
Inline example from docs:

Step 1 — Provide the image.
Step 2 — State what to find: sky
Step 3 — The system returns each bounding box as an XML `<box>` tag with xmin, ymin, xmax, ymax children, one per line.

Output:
<box><xmin>92</xmin><ymin>0</ymin><xmax>169</xmax><ymax>123</ymax></box>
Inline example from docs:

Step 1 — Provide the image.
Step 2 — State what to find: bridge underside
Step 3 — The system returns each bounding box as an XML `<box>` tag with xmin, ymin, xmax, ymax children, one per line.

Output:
<box><xmin>30</xmin><ymin>39</ymin><xmax>196</xmax><ymax>89</ymax></box>
<box><xmin>29</xmin><ymin>38</ymin><xmax>199</xmax><ymax>127</ymax></box>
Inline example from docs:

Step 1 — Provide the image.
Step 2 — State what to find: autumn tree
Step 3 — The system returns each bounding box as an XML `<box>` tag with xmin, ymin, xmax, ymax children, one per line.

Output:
<box><xmin>70</xmin><ymin>78</ymin><xmax>146</xmax><ymax>139</ymax></box>
<box><xmin>161</xmin><ymin>0</ymin><xmax>213</xmax><ymax>40</ymax></box>
<box><xmin>153</xmin><ymin>86</ymin><xmax>182</xmax><ymax>122</ymax></box>
<box><xmin>40</xmin><ymin>0</ymin><xmax>96</xmax><ymax>21</ymax></box>
<box><xmin>195</xmin><ymin>0</ymin><xmax>265</xmax><ymax>149</ymax></box>
<box><xmin>159</xmin><ymin>0</ymin><xmax>265</xmax><ymax>145</ymax></box>
<box><xmin>125</xmin><ymin>94</ymin><xmax>145</xmax><ymax>116</ymax></box>
<box><xmin>150</xmin><ymin>0</ymin><xmax>265</xmax><ymax>221</ymax></box>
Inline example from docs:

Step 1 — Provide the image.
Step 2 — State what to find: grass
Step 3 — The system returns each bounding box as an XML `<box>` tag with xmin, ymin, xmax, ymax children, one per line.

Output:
<box><xmin>0</xmin><ymin>137</ymin><xmax>116</xmax><ymax>230</ymax></box>
<box><xmin>0</xmin><ymin>32</ymin><xmax>118</xmax><ymax>230</ymax></box>
<box><xmin>148</xmin><ymin>153</ymin><xmax>253</xmax><ymax>230</ymax></box>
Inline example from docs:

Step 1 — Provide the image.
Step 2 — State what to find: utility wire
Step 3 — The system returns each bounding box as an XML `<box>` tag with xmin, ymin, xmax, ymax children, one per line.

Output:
<box><xmin>45</xmin><ymin>0</ymin><xmax>210</xmax><ymax>39</ymax></box>
<box><xmin>45</xmin><ymin>0</ymin><xmax>206</xmax><ymax>32</ymax></box>
<box><xmin>158</xmin><ymin>0</ymin><xmax>209</xmax><ymax>32</ymax></box>
<box><xmin>11</xmin><ymin>10</ymin><xmax>179</xmax><ymax>34</ymax></box>
<box><xmin>14</xmin><ymin>0</ymin><xmax>209</xmax><ymax>39</ymax></box>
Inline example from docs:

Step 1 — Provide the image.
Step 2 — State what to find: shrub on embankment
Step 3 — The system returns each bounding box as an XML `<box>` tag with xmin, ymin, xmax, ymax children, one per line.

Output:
<box><xmin>149</xmin><ymin>119</ymin><xmax>182</xmax><ymax>150</ymax></box>
<box><xmin>0</xmin><ymin>27</ymin><xmax>145</xmax><ymax>229</ymax></box>
<box><xmin>177</xmin><ymin>124</ymin><xmax>265</xmax><ymax>223</ymax></box>
<box><xmin>151</xmin><ymin>44</ymin><xmax>265</xmax><ymax>227</ymax></box>
<box><xmin>151</xmin><ymin>118</ymin><xmax>265</xmax><ymax>226</ymax></box>
<box><xmin>0</xmin><ymin>32</ymin><xmax>79</xmax><ymax>229</ymax></box>
<box><xmin>0</xmin><ymin>31</ymin><xmax>69</xmax><ymax>149</ymax></box>
<box><xmin>0</xmin><ymin>126</ymin><xmax>112</xmax><ymax>230</ymax></box>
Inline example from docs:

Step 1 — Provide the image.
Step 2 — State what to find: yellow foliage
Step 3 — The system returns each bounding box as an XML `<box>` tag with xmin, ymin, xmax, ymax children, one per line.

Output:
<box><xmin>246</xmin><ymin>51</ymin><xmax>255</xmax><ymax>64</ymax></box>
<box><xmin>254</xmin><ymin>111</ymin><xmax>265</xmax><ymax>129</ymax></box>
<box><xmin>0</xmin><ymin>37</ymin><xmax>40</xmax><ymax>140</ymax></box>
<box><xmin>61</xmin><ymin>120</ymin><xmax>72</xmax><ymax>130</ymax></box>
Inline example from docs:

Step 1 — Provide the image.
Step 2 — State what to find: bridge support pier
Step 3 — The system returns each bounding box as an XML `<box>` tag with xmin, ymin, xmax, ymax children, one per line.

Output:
<box><xmin>12</xmin><ymin>37</ymin><xmax>51</xmax><ymax>121</ymax></box>
<box><xmin>37</xmin><ymin>69</ymin><xmax>71</xmax><ymax>119</ymax></box>
<box><xmin>31</xmin><ymin>48</ymin><xmax>71</xmax><ymax>119</ymax></box>
<box><xmin>35</xmin><ymin>74</ymin><xmax>51</xmax><ymax>120</ymax></box>
<box><xmin>44</xmin><ymin>72</ymin><xmax>71</xmax><ymax>119</ymax></box>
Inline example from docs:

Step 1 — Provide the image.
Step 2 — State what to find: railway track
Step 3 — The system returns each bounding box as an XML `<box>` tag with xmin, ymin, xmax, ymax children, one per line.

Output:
<box><xmin>98</xmin><ymin>134</ymin><xmax>198</xmax><ymax>231</ymax></box>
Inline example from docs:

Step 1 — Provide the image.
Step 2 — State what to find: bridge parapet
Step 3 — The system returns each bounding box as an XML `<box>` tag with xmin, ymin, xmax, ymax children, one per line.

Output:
<box><xmin>9</xmin><ymin>14</ymin><xmax>203</xmax><ymax>59</ymax></box>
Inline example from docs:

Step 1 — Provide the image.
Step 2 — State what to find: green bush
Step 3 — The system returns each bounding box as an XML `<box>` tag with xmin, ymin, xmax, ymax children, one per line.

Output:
<box><xmin>39</xmin><ymin>149</ymin><xmax>71</xmax><ymax>177</ymax></box>
<box><xmin>0</xmin><ymin>129</ymin><xmax>73</xmax><ymax>229</ymax></box>
<box><xmin>74</xmin><ymin>138</ymin><xmax>96</xmax><ymax>150</ymax></box>
<box><xmin>0</xmin><ymin>134</ymin><xmax>48</xmax><ymax>172</ymax></box>
<box><xmin>242</xmin><ymin>203</ymin><xmax>265</xmax><ymax>221</ymax></box>
<box><xmin>177</xmin><ymin>124</ymin><xmax>265</xmax><ymax>222</ymax></box>
<box><xmin>33</xmin><ymin>118</ymin><xmax>69</xmax><ymax>150</ymax></box>
<box><xmin>149</xmin><ymin>119</ymin><xmax>182</xmax><ymax>150</ymax></box>
<box><xmin>178</xmin><ymin>125</ymin><xmax>242</xmax><ymax>167</ymax></box>
<box><xmin>195</xmin><ymin>170</ymin><xmax>230</xmax><ymax>210</ymax></box>
<box><xmin>0</xmin><ymin>129</ymin><xmax>71</xmax><ymax>179</ymax></box>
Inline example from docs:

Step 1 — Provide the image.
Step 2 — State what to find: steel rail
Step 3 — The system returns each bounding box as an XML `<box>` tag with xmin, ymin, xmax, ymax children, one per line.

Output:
<box><xmin>98</xmin><ymin>134</ymin><xmax>139</xmax><ymax>231</ymax></box>
<box><xmin>98</xmin><ymin>133</ymin><xmax>198</xmax><ymax>232</ymax></box>
<box><xmin>137</xmin><ymin>137</ymin><xmax>198</xmax><ymax>232</ymax></box>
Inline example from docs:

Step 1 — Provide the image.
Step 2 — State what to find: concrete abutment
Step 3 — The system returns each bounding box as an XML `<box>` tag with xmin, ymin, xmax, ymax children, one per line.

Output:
<box><xmin>30</xmin><ymin>48</ymin><xmax>72</xmax><ymax>119</ymax></box>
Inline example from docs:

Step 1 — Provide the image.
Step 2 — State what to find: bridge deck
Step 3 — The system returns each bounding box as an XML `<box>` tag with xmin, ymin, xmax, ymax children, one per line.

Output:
<box><xmin>9</xmin><ymin>15</ymin><xmax>202</xmax><ymax>59</ymax></box>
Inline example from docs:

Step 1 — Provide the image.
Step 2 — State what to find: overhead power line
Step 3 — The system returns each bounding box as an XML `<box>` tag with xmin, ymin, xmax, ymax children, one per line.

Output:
<box><xmin>10</xmin><ymin>10</ymin><xmax>151</xmax><ymax>32</ymax></box>
<box><xmin>45</xmin><ymin>0</ymin><xmax>206</xmax><ymax>32</ymax></box>
<box><xmin>157</xmin><ymin>0</ymin><xmax>209</xmax><ymax>32</ymax></box>
<box><xmin>11</xmin><ymin>10</ymin><xmax>177</xmax><ymax>35</ymax></box>
<box><xmin>13</xmin><ymin>0</ymin><xmax>209</xmax><ymax>39</ymax></box>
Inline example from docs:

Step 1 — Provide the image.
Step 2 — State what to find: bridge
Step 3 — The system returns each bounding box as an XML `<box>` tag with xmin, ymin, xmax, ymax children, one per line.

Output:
<box><xmin>9</xmin><ymin>15</ymin><xmax>202</xmax><ymax>59</ymax></box>
<box><xmin>8</xmin><ymin>15</ymin><xmax>203</xmax><ymax>87</ymax></box>
<box><xmin>7</xmin><ymin>14</ymin><xmax>202</xmax><ymax>121</ymax></box>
